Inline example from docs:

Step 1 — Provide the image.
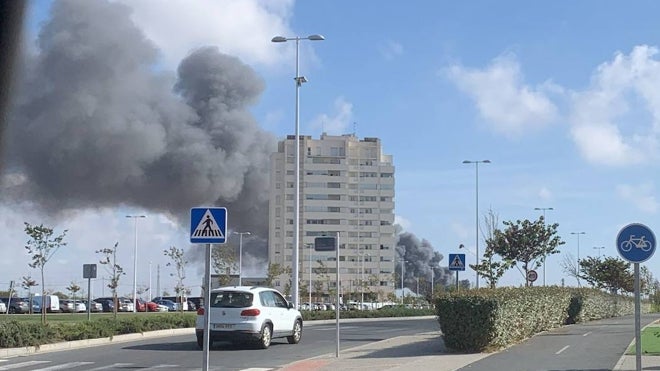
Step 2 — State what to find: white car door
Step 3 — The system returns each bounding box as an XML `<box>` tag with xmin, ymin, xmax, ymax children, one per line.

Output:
<box><xmin>270</xmin><ymin>291</ymin><xmax>295</xmax><ymax>335</ymax></box>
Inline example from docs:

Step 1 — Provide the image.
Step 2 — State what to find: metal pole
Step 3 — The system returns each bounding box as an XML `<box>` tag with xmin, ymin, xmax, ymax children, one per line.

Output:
<box><xmin>292</xmin><ymin>37</ymin><xmax>301</xmax><ymax>309</ymax></box>
<box><xmin>400</xmin><ymin>260</ymin><xmax>404</xmax><ymax>304</ymax></box>
<box><xmin>87</xmin><ymin>278</ymin><xmax>91</xmax><ymax>321</ymax></box>
<box><xmin>456</xmin><ymin>271</ymin><xmax>459</xmax><ymax>291</ymax></box>
<box><xmin>309</xmin><ymin>247</ymin><xmax>312</xmax><ymax>309</ymax></box>
<box><xmin>475</xmin><ymin>162</ymin><xmax>479</xmax><ymax>289</ymax></box>
<box><xmin>202</xmin><ymin>243</ymin><xmax>212</xmax><ymax>371</ymax></box>
<box><xmin>148</xmin><ymin>262</ymin><xmax>152</xmax><ymax>306</ymax></box>
<box><xmin>239</xmin><ymin>233</ymin><xmax>243</xmax><ymax>286</ymax></box>
<box><xmin>133</xmin><ymin>218</ymin><xmax>138</xmax><ymax>312</ymax></box>
<box><xmin>360</xmin><ymin>253</ymin><xmax>364</xmax><ymax>309</ymax></box>
<box><xmin>336</xmin><ymin>232</ymin><xmax>340</xmax><ymax>358</ymax></box>
<box><xmin>634</xmin><ymin>263</ymin><xmax>641</xmax><ymax>371</ymax></box>
<box><xmin>430</xmin><ymin>268</ymin><xmax>434</xmax><ymax>300</ymax></box>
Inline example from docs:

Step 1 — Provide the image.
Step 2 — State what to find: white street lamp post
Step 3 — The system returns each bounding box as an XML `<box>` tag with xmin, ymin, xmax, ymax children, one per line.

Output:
<box><xmin>233</xmin><ymin>232</ymin><xmax>251</xmax><ymax>286</ymax></box>
<box><xmin>571</xmin><ymin>232</ymin><xmax>586</xmax><ymax>287</ymax></box>
<box><xmin>462</xmin><ymin>160</ymin><xmax>491</xmax><ymax>289</ymax></box>
<box><xmin>272</xmin><ymin>34</ymin><xmax>325</xmax><ymax>308</ymax></box>
<box><xmin>534</xmin><ymin>207</ymin><xmax>554</xmax><ymax>286</ymax></box>
<box><xmin>400</xmin><ymin>259</ymin><xmax>407</xmax><ymax>304</ymax></box>
<box><xmin>126</xmin><ymin>215</ymin><xmax>146</xmax><ymax>313</ymax></box>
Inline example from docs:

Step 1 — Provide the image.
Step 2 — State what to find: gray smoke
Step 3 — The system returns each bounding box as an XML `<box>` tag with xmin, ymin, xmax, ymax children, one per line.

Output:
<box><xmin>396</xmin><ymin>231</ymin><xmax>453</xmax><ymax>294</ymax></box>
<box><xmin>4</xmin><ymin>0</ymin><xmax>274</xmax><ymax>244</ymax></box>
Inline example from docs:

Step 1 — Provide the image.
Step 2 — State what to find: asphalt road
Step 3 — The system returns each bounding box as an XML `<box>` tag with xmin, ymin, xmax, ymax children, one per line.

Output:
<box><xmin>459</xmin><ymin>313</ymin><xmax>660</xmax><ymax>371</ymax></box>
<box><xmin>0</xmin><ymin>317</ymin><xmax>440</xmax><ymax>370</ymax></box>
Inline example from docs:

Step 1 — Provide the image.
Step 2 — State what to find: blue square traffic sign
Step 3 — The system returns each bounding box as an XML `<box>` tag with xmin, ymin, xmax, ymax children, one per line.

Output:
<box><xmin>190</xmin><ymin>207</ymin><xmax>227</xmax><ymax>244</ymax></box>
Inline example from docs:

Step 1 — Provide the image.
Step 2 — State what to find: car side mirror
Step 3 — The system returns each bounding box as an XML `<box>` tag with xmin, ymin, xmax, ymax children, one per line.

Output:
<box><xmin>288</xmin><ymin>302</ymin><xmax>294</xmax><ymax>309</ymax></box>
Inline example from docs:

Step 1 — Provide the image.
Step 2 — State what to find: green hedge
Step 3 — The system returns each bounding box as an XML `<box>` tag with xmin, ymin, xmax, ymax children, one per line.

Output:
<box><xmin>436</xmin><ymin>287</ymin><xmax>642</xmax><ymax>352</ymax></box>
<box><xmin>0</xmin><ymin>313</ymin><xmax>196</xmax><ymax>348</ymax></box>
<box><xmin>301</xmin><ymin>307</ymin><xmax>434</xmax><ymax>321</ymax></box>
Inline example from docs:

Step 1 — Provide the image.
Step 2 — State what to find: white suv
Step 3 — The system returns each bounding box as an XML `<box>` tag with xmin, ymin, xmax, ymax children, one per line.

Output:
<box><xmin>195</xmin><ymin>286</ymin><xmax>303</xmax><ymax>349</ymax></box>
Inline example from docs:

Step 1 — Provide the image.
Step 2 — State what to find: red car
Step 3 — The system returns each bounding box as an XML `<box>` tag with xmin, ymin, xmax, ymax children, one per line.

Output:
<box><xmin>135</xmin><ymin>298</ymin><xmax>159</xmax><ymax>312</ymax></box>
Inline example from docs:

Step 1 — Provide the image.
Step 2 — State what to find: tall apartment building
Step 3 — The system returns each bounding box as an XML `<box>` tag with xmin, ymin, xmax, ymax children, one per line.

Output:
<box><xmin>268</xmin><ymin>133</ymin><xmax>396</xmax><ymax>303</ymax></box>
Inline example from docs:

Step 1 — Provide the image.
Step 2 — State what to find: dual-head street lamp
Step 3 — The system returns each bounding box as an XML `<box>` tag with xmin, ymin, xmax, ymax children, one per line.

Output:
<box><xmin>271</xmin><ymin>34</ymin><xmax>325</xmax><ymax>308</ymax></box>
<box><xmin>462</xmin><ymin>160</ymin><xmax>491</xmax><ymax>289</ymax></box>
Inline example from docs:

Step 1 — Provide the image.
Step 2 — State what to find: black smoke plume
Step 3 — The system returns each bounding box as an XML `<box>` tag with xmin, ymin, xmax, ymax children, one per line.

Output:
<box><xmin>4</xmin><ymin>0</ymin><xmax>274</xmax><ymax>259</ymax></box>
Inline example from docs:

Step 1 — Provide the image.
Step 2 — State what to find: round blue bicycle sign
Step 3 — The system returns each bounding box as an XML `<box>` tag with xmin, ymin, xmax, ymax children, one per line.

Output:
<box><xmin>616</xmin><ymin>223</ymin><xmax>656</xmax><ymax>263</ymax></box>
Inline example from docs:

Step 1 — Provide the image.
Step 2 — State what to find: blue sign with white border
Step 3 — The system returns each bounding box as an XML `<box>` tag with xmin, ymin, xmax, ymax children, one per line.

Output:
<box><xmin>448</xmin><ymin>253</ymin><xmax>466</xmax><ymax>271</ymax></box>
<box><xmin>616</xmin><ymin>223</ymin><xmax>656</xmax><ymax>263</ymax></box>
<box><xmin>190</xmin><ymin>207</ymin><xmax>227</xmax><ymax>244</ymax></box>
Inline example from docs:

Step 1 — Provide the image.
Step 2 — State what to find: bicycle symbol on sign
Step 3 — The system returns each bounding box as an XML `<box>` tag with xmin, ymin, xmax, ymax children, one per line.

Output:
<box><xmin>620</xmin><ymin>235</ymin><xmax>652</xmax><ymax>252</ymax></box>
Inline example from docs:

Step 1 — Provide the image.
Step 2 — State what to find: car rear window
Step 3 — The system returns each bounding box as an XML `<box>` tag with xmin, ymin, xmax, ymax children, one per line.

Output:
<box><xmin>210</xmin><ymin>291</ymin><xmax>253</xmax><ymax>308</ymax></box>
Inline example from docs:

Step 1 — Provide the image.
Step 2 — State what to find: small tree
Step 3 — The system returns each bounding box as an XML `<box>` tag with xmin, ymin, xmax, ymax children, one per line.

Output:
<box><xmin>164</xmin><ymin>246</ymin><xmax>187</xmax><ymax>313</ymax></box>
<box><xmin>579</xmin><ymin>256</ymin><xmax>634</xmax><ymax>294</ymax></box>
<box><xmin>21</xmin><ymin>275</ymin><xmax>38</xmax><ymax>314</ymax></box>
<box><xmin>96</xmin><ymin>242</ymin><xmax>124</xmax><ymax>318</ymax></box>
<box><xmin>265</xmin><ymin>263</ymin><xmax>287</xmax><ymax>287</ymax></box>
<box><xmin>487</xmin><ymin>217</ymin><xmax>564</xmax><ymax>286</ymax></box>
<box><xmin>211</xmin><ymin>245</ymin><xmax>236</xmax><ymax>286</ymax></box>
<box><xmin>24</xmin><ymin>222</ymin><xmax>68</xmax><ymax>324</ymax></box>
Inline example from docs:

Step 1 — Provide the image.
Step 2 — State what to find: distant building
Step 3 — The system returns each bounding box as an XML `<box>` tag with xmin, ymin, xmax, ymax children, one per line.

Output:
<box><xmin>268</xmin><ymin>133</ymin><xmax>396</xmax><ymax>301</ymax></box>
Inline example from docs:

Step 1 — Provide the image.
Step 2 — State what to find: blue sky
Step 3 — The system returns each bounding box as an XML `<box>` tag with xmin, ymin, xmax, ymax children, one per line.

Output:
<box><xmin>3</xmin><ymin>0</ymin><xmax>660</xmax><ymax>296</ymax></box>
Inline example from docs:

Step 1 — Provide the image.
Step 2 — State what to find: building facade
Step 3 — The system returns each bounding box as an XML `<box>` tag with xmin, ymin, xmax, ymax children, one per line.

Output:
<box><xmin>268</xmin><ymin>133</ymin><xmax>396</xmax><ymax>303</ymax></box>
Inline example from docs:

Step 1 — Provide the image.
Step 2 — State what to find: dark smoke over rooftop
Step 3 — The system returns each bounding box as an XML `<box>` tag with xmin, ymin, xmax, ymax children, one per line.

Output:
<box><xmin>4</xmin><ymin>0</ymin><xmax>275</xmax><ymax>243</ymax></box>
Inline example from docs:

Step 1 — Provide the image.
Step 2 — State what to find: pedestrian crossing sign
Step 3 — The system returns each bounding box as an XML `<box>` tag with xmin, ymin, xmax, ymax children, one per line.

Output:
<box><xmin>190</xmin><ymin>207</ymin><xmax>227</xmax><ymax>244</ymax></box>
<box><xmin>448</xmin><ymin>253</ymin><xmax>466</xmax><ymax>271</ymax></box>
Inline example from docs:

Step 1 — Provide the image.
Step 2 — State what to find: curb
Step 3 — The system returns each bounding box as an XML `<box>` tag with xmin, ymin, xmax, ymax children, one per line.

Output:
<box><xmin>0</xmin><ymin>328</ymin><xmax>194</xmax><ymax>358</ymax></box>
<box><xmin>612</xmin><ymin>320</ymin><xmax>659</xmax><ymax>370</ymax></box>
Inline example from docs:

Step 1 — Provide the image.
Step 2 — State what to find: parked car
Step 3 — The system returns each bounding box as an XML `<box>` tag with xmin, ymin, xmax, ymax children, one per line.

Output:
<box><xmin>31</xmin><ymin>295</ymin><xmax>60</xmax><ymax>313</ymax></box>
<box><xmin>134</xmin><ymin>298</ymin><xmax>146</xmax><ymax>312</ymax></box>
<box><xmin>82</xmin><ymin>300</ymin><xmax>103</xmax><ymax>312</ymax></box>
<box><xmin>195</xmin><ymin>286</ymin><xmax>303</xmax><ymax>349</ymax></box>
<box><xmin>60</xmin><ymin>299</ymin><xmax>86</xmax><ymax>313</ymax></box>
<box><xmin>152</xmin><ymin>296</ymin><xmax>188</xmax><ymax>311</ymax></box>
<box><xmin>152</xmin><ymin>298</ymin><xmax>178</xmax><ymax>311</ymax></box>
<box><xmin>93</xmin><ymin>299</ymin><xmax>114</xmax><ymax>312</ymax></box>
<box><xmin>0</xmin><ymin>301</ymin><xmax>6</xmax><ymax>313</ymax></box>
<box><xmin>94</xmin><ymin>297</ymin><xmax>134</xmax><ymax>312</ymax></box>
<box><xmin>0</xmin><ymin>297</ymin><xmax>30</xmax><ymax>314</ymax></box>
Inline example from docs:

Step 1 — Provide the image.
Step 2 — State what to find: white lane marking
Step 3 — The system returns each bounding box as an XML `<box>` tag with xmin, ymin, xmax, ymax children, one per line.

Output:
<box><xmin>0</xmin><ymin>361</ymin><xmax>51</xmax><ymax>370</ymax></box>
<box><xmin>86</xmin><ymin>363</ymin><xmax>135</xmax><ymax>370</ymax></box>
<box><xmin>555</xmin><ymin>345</ymin><xmax>570</xmax><ymax>354</ymax></box>
<box><xmin>583</xmin><ymin>331</ymin><xmax>592</xmax><ymax>337</ymax></box>
<box><xmin>34</xmin><ymin>362</ymin><xmax>94</xmax><ymax>370</ymax></box>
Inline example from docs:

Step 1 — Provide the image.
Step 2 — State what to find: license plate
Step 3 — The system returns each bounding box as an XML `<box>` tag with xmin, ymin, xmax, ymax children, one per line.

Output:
<box><xmin>213</xmin><ymin>323</ymin><xmax>234</xmax><ymax>329</ymax></box>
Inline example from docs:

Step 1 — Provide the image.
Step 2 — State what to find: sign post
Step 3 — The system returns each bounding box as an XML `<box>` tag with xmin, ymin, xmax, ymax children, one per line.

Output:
<box><xmin>315</xmin><ymin>235</ymin><xmax>340</xmax><ymax>358</ymax></box>
<box><xmin>83</xmin><ymin>264</ymin><xmax>97</xmax><ymax>321</ymax></box>
<box><xmin>448</xmin><ymin>254</ymin><xmax>466</xmax><ymax>291</ymax></box>
<box><xmin>191</xmin><ymin>207</ymin><xmax>227</xmax><ymax>371</ymax></box>
<box><xmin>616</xmin><ymin>223</ymin><xmax>656</xmax><ymax>371</ymax></box>
<box><xmin>526</xmin><ymin>270</ymin><xmax>538</xmax><ymax>286</ymax></box>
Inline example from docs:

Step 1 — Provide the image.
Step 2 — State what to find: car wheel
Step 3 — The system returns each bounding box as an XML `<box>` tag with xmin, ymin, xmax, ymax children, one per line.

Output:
<box><xmin>287</xmin><ymin>320</ymin><xmax>302</xmax><ymax>344</ymax></box>
<box><xmin>256</xmin><ymin>324</ymin><xmax>272</xmax><ymax>349</ymax></box>
<box><xmin>196</xmin><ymin>335</ymin><xmax>203</xmax><ymax>349</ymax></box>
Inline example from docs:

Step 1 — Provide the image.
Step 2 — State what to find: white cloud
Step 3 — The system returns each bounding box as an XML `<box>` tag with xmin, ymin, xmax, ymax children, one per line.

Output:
<box><xmin>616</xmin><ymin>183</ymin><xmax>658</xmax><ymax>213</ymax></box>
<box><xmin>117</xmin><ymin>0</ymin><xmax>295</xmax><ymax>68</ymax></box>
<box><xmin>379</xmin><ymin>40</ymin><xmax>404</xmax><ymax>60</ymax></box>
<box><xmin>538</xmin><ymin>187</ymin><xmax>552</xmax><ymax>200</ymax></box>
<box><xmin>309</xmin><ymin>97</ymin><xmax>354</xmax><ymax>135</ymax></box>
<box><xmin>394</xmin><ymin>215</ymin><xmax>412</xmax><ymax>231</ymax></box>
<box><xmin>450</xmin><ymin>222</ymin><xmax>470</xmax><ymax>241</ymax></box>
<box><xmin>445</xmin><ymin>54</ymin><xmax>559</xmax><ymax>136</ymax></box>
<box><xmin>569</xmin><ymin>45</ymin><xmax>660</xmax><ymax>166</ymax></box>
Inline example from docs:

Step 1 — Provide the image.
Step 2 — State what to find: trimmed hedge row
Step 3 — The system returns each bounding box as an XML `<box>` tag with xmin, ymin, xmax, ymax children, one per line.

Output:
<box><xmin>0</xmin><ymin>314</ymin><xmax>196</xmax><ymax>348</ymax></box>
<box><xmin>436</xmin><ymin>287</ymin><xmax>645</xmax><ymax>352</ymax></box>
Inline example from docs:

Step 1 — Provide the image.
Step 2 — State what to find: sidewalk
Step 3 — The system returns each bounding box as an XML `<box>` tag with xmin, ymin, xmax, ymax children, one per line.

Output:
<box><xmin>280</xmin><ymin>327</ymin><xmax>660</xmax><ymax>371</ymax></box>
<box><xmin>278</xmin><ymin>331</ymin><xmax>489</xmax><ymax>371</ymax></box>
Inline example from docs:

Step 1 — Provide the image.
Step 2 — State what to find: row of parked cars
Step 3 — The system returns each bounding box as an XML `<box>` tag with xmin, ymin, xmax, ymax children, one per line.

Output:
<box><xmin>0</xmin><ymin>296</ymin><xmax>199</xmax><ymax>314</ymax></box>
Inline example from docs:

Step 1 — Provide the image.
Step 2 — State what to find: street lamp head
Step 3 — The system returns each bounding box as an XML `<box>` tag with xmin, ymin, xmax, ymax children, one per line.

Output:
<box><xmin>271</xmin><ymin>36</ymin><xmax>287</xmax><ymax>42</ymax></box>
<box><xmin>462</xmin><ymin>160</ymin><xmax>471</xmax><ymax>164</ymax></box>
<box><xmin>307</xmin><ymin>34</ymin><xmax>325</xmax><ymax>41</ymax></box>
<box><xmin>483</xmin><ymin>160</ymin><xmax>491</xmax><ymax>163</ymax></box>
<box><xmin>459</xmin><ymin>244</ymin><xmax>465</xmax><ymax>249</ymax></box>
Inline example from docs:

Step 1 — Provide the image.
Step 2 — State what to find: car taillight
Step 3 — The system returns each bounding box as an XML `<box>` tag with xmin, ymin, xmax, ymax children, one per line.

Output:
<box><xmin>197</xmin><ymin>307</ymin><xmax>205</xmax><ymax>315</ymax></box>
<box><xmin>240</xmin><ymin>308</ymin><xmax>260</xmax><ymax>316</ymax></box>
